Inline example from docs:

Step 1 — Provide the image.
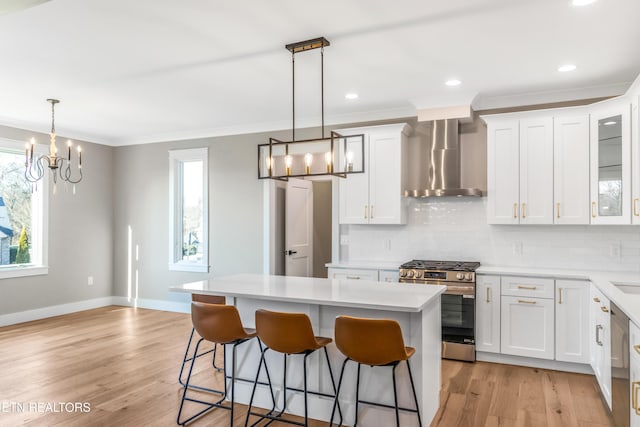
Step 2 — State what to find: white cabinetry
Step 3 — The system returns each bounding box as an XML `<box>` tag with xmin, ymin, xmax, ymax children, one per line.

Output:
<box><xmin>590</xmin><ymin>102</ymin><xmax>632</xmax><ymax>225</ymax></box>
<box><xmin>379</xmin><ymin>269</ymin><xmax>399</xmax><ymax>283</ymax></box>
<box><xmin>500</xmin><ymin>276</ymin><xmax>555</xmax><ymax>360</ymax></box>
<box><xmin>630</xmin><ymin>321</ymin><xmax>640</xmax><ymax>426</ymax></box>
<box><xmin>328</xmin><ymin>267</ymin><xmax>378</xmax><ymax>281</ymax></box>
<box><xmin>555</xmin><ymin>280</ymin><xmax>590</xmax><ymax>363</ymax></box>
<box><xmin>553</xmin><ymin>116</ymin><xmax>591</xmax><ymax>224</ymax></box>
<box><xmin>486</xmin><ymin>118</ymin><xmax>553</xmax><ymax>224</ymax></box>
<box><xmin>338</xmin><ymin>124</ymin><xmax>410</xmax><ymax>225</ymax></box>
<box><xmin>632</xmin><ymin>94</ymin><xmax>640</xmax><ymax>224</ymax></box>
<box><xmin>476</xmin><ymin>275</ymin><xmax>500</xmax><ymax>353</ymax></box>
<box><xmin>589</xmin><ymin>284</ymin><xmax>612</xmax><ymax>409</ymax></box>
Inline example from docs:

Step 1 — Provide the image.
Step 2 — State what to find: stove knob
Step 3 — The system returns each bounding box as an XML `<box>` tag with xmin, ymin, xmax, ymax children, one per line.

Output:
<box><xmin>415</xmin><ymin>271</ymin><xmax>423</xmax><ymax>279</ymax></box>
<box><xmin>465</xmin><ymin>273</ymin><xmax>472</xmax><ymax>281</ymax></box>
<box><xmin>400</xmin><ymin>270</ymin><xmax>407</xmax><ymax>278</ymax></box>
<box><xmin>407</xmin><ymin>270</ymin><xmax>415</xmax><ymax>278</ymax></box>
<box><xmin>456</xmin><ymin>273</ymin><xmax>464</xmax><ymax>280</ymax></box>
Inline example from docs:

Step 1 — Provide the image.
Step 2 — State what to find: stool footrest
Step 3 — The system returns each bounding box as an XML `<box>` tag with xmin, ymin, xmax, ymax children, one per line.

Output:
<box><xmin>357</xmin><ymin>398</ymin><xmax>420</xmax><ymax>413</ymax></box>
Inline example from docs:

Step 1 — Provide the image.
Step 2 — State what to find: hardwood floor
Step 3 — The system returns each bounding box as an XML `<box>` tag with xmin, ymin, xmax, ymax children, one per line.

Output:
<box><xmin>0</xmin><ymin>306</ymin><xmax>612</xmax><ymax>426</ymax></box>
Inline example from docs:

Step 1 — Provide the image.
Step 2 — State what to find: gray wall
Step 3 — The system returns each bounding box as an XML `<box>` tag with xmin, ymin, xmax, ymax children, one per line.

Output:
<box><xmin>312</xmin><ymin>180</ymin><xmax>332</xmax><ymax>278</ymax></box>
<box><xmin>0</xmin><ymin>125</ymin><xmax>114</xmax><ymax>314</ymax></box>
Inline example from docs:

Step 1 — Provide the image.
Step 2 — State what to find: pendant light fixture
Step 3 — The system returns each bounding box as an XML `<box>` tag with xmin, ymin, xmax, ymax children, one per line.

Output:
<box><xmin>25</xmin><ymin>98</ymin><xmax>83</xmax><ymax>188</ymax></box>
<box><xmin>258</xmin><ymin>37</ymin><xmax>364</xmax><ymax>180</ymax></box>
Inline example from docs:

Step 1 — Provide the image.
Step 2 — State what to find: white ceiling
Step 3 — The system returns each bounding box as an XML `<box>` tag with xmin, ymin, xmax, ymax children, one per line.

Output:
<box><xmin>0</xmin><ymin>0</ymin><xmax>638</xmax><ymax>146</ymax></box>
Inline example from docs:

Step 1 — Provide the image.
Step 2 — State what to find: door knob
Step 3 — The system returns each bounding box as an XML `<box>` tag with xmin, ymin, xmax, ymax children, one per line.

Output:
<box><xmin>285</xmin><ymin>250</ymin><xmax>298</xmax><ymax>256</ymax></box>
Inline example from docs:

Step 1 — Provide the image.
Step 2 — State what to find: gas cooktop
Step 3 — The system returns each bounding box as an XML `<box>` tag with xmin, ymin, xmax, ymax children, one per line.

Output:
<box><xmin>399</xmin><ymin>260</ymin><xmax>481</xmax><ymax>272</ymax></box>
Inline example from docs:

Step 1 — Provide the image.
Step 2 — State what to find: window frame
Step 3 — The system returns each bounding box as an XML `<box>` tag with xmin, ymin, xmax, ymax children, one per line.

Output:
<box><xmin>0</xmin><ymin>138</ymin><xmax>49</xmax><ymax>279</ymax></box>
<box><xmin>168</xmin><ymin>147</ymin><xmax>209</xmax><ymax>273</ymax></box>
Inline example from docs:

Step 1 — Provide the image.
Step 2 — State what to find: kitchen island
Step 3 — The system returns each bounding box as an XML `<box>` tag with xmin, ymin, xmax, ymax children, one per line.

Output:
<box><xmin>170</xmin><ymin>274</ymin><xmax>444</xmax><ymax>427</ymax></box>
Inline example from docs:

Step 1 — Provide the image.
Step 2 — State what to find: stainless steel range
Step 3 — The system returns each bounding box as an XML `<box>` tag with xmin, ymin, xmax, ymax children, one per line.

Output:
<box><xmin>399</xmin><ymin>260</ymin><xmax>480</xmax><ymax>362</ymax></box>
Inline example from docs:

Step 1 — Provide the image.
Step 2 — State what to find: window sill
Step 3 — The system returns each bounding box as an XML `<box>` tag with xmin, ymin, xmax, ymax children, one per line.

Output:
<box><xmin>0</xmin><ymin>265</ymin><xmax>49</xmax><ymax>280</ymax></box>
<box><xmin>168</xmin><ymin>263</ymin><xmax>209</xmax><ymax>273</ymax></box>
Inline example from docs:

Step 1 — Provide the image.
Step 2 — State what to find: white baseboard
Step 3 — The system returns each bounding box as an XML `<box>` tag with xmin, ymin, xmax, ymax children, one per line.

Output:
<box><xmin>0</xmin><ymin>296</ymin><xmax>190</xmax><ymax>328</ymax></box>
<box><xmin>476</xmin><ymin>351</ymin><xmax>594</xmax><ymax>375</ymax></box>
<box><xmin>0</xmin><ymin>297</ymin><xmax>115</xmax><ymax>327</ymax></box>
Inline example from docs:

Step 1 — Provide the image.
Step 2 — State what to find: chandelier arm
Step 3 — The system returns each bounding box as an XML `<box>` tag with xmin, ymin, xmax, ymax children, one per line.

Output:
<box><xmin>62</xmin><ymin>159</ymin><xmax>83</xmax><ymax>184</ymax></box>
<box><xmin>24</xmin><ymin>156</ymin><xmax>45</xmax><ymax>182</ymax></box>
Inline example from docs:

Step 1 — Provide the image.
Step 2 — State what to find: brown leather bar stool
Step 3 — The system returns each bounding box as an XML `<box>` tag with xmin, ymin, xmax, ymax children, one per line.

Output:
<box><xmin>177</xmin><ymin>302</ymin><xmax>260</xmax><ymax>426</ymax></box>
<box><xmin>330</xmin><ymin>316</ymin><xmax>422</xmax><ymax>427</ymax></box>
<box><xmin>244</xmin><ymin>309</ymin><xmax>342</xmax><ymax>427</ymax></box>
<box><xmin>178</xmin><ymin>294</ymin><xmax>226</xmax><ymax>392</ymax></box>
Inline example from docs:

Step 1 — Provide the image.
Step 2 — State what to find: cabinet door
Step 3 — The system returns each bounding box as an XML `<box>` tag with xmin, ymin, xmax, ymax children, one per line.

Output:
<box><xmin>369</xmin><ymin>131</ymin><xmax>404</xmax><ymax>224</ymax></box>
<box><xmin>487</xmin><ymin>121</ymin><xmax>520</xmax><ymax>224</ymax></box>
<box><xmin>327</xmin><ymin>268</ymin><xmax>378</xmax><ymax>281</ymax></box>
<box><xmin>631</xmin><ymin>321</ymin><xmax>640</xmax><ymax>426</ymax></box>
<box><xmin>590</xmin><ymin>284</ymin><xmax>612</xmax><ymax>409</ymax></box>
<box><xmin>590</xmin><ymin>102</ymin><xmax>632</xmax><ymax>224</ymax></box>
<box><xmin>501</xmin><ymin>295</ymin><xmax>554</xmax><ymax>360</ymax></box>
<box><xmin>632</xmin><ymin>95</ymin><xmax>640</xmax><ymax>224</ymax></box>
<box><xmin>554</xmin><ymin>116</ymin><xmax>590</xmax><ymax>224</ymax></box>
<box><xmin>476</xmin><ymin>275</ymin><xmax>501</xmax><ymax>353</ymax></box>
<box><xmin>555</xmin><ymin>280</ymin><xmax>590</xmax><ymax>363</ymax></box>
<box><xmin>339</xmin><ymin>137</ymin><xmax>370</xmax><ymax>224</ymax></box>
<box><xmin>519</xmin><ymin>118</ymin><xmax>553</xmax><ymax>224</ymax></box>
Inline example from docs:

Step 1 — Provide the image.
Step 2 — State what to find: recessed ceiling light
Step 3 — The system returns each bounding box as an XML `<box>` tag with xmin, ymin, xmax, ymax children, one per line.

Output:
<box><xmin>445</xmin><ymin>79</ymin><xmax>461</xmax><ymax>86</ymax></box>
<box><xmin>345</xmin><ymin>93</ymin><xmax>358</xmax><ymax>100</ymax></box>
<box><xmin>603</xmin><ymin>121</ymin><xmax>617</xmax><ymax>126</ymax></box>
<box><xmin>572</xmin><ymin>0</ymin><xmax>596</xmax><ymax>6</ymax></box>
<box><xmin>558</xmin><ymin>64</ymin><xmax>577</xmax><ymax>72</ymax></box>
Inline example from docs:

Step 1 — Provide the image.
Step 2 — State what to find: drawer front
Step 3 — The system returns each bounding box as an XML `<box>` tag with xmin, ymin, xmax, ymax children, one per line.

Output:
<box><xmin>501</xmin><ymin>276</ymin><xmax>555</xmax><ymax>299</ymax></box>
<box><xmin>379</xmin><ymin>270</ymin><xmax>399</xmax><ymax>283</ymax></box>
<box><xmin>328</xmin><ymin>268</ymin><xmax>378</xmax><ymax>281</ymax></box>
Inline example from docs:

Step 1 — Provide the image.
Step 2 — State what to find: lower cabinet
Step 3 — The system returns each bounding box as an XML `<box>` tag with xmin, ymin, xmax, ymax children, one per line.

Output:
<box><xmin>589</xmin><ymin>284</ymin><xmax>612</xmax><ymax>409</ymax></box>
<box><xmin>327</xmin><ymin>267</ymin><xmax>378</xmax><ymax>281</ymax></box>
<box><xmin>631</xmin><ymin>321</ymin><xmax>640</xmax><ymax>426</ymax></box>
<box><xmin>379</xmin><ymin>269</ymin><xmax>399</xmax><ymax>283</ymax></box>
<box><xmin>476</xmin><ymin>275</ymin><xmax>501</xmax><ymax>353</ymax></box>
<box><xmin>501</xmin><ymin>294</ymin><xmax>555</xmax><ymax>360</ymax></box>
<box><xmin>555</xmin><ymin>280</ymin><xmax>590</xmax><ymax>363</ymax></box>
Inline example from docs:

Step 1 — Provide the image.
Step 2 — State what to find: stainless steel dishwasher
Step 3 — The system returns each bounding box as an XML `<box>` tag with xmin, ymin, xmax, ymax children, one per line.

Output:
<box><xmin>611</xmin><ymin>302</ymin><xmax>630</xmax><ymax>427</ymax></box>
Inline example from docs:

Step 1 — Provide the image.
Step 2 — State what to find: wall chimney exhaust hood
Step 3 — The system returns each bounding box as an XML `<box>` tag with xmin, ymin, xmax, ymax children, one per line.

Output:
<box><xmin>404</xmin><ymin>119</ymin><xmax>483</xmax><ymax>197</ymax></box>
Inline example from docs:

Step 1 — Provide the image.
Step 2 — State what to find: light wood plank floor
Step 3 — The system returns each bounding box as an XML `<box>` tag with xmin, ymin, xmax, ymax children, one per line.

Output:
<box><xmin>0</xmin><ymin>306</ymin><xmax>612</xmax><ymax>426</ymax></box>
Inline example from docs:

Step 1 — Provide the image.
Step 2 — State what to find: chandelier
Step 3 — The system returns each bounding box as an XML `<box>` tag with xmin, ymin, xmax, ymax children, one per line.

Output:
<box><xmin>258</xmin><ymin>37</ymin><xmax>364</xmax><ymax>180</ymax></box>
<box><xmin>25</xmin><ymin>98</ymin><xmax>83</xmax><ymax>187</ymax></box>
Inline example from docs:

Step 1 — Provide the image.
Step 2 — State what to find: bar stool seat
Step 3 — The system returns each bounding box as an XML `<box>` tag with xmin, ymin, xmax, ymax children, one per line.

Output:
<box><xmin>330</xmin><ymin>315</ymin><xmax>422</xmax><ymax>427</ymax></box>
<box><xmin>245</xmin><ymin>309</ymin><xmax>342</xmax><ymax>427</ymax></box>
<box><xmin>178</xmin><ymin>294</ymin><xmax>226</xmax><ymax>393</ymax></box>
<box><xmin>177</xmin><ymin>302</ymin><xmax>259</xmax><ymax>426</ymax></box>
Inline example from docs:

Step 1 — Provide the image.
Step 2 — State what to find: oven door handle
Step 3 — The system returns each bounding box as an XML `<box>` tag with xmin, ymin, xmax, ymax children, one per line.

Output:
<box><xmin>445</xmin><ymin>285</ymin><xmax>476</xmax><ymax>296</ymax></box>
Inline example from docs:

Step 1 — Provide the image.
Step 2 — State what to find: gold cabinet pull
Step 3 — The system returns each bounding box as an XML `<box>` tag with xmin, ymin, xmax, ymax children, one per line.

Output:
<box><xmin>633</xmin><ymin>382</ymin><xmax>640</xmax><ymax>415</ymax></box>
<box><xmin>346</xmin><ymin>275</ymin><xmax>361</xmax><ymax>280</ymax></box>
<box><xmin>556</xmin><ymin>202</ymin><xmax>560</xmax><ymax>219</ymax></box>
<box><xmin>591</xmin><ymin>201</ymin><xmax>596</xmax><ymax>218</ymax></box>
<box><xmin>517</xmin><ymin>285</ymin><xmax>537</xmax><ymax>290</ymax></box>
<box><xmin>601</xmin><ymin>306</ymin><xmax>609</xmax><ymax>313</ymax></box>
<box><xmin>370</xmin><ymin>205</ymin><xmax>374</xmax><ymax>219</ymax></box>
<box><xmin>558</xmin><ymin>288</ymin><xmax>563</xmax><ymax>304</ymax></box>
<box><xmin>513</xmin><ymin>203</ymin><xmax>518</xmax><ymax>219</ymax></box>
<box><xmin>364</xmin><ymin>205</ymin><xmax>368</xmax><ymax>219</ymax></box>
<box><xmin>517</xmin><ymin>299</ymin><xmax>537</xmax><ymax>304</ymax></box>
<box><xmin>486</xmin><ymin>287</ymin><xmax>491</xmax><ymax>303</ymax></box>
<box><xmin>635</xmin><ymin>198</ymin><xmax>640</xmax><ymax>217</ymax></box>
<box><xmin>634</xmin><ymin>345</ymin><xmax>640</xmax><ymax>355</ymax></box>
<box><xmin>593</xmin><ymin>297</ymin><xmax>600</xmax><ymax>303</ymax></box>
<box><xmin>522</xmin><ymin>202</ymin><xmax>526</xmax><ymax>219</ymax></box>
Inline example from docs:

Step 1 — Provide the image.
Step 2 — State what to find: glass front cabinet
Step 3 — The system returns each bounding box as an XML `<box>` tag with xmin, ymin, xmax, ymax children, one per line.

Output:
<box><xmin>590</xmin><ymin>102</ymin><xmax>632</xmax><ymax>224</ymax></box>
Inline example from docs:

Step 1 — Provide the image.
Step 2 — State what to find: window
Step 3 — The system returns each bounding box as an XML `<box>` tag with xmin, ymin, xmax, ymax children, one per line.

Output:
<box><xmin>0</xmin><ymin>138</ymin><xmax>48</xmax><ymax>279</ymax></box>
<box><xmin>169</xmin><ymin>148</ymin><xmax>208</xmax><ymax>272</ymax></box>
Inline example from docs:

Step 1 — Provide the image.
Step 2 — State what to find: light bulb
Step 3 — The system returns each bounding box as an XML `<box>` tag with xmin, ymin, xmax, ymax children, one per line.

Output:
<box><xmin>304</xmin><ymin>153</ymin><xmax>312</xmax><ymax>174</ymax></box>
<box><xmin>285</xmin><ymin>155</ymin><xmax>292</xmax><ymax>176</ymax></box>
<box><xmin>346</xmin><ymin>151</ymin><xmax>354</xmax><ymax>172</ymax></box>
<box><xmin>325</xmin><ymin>152</ymin><xmax>332</xmax><ymax>173</ymax></box>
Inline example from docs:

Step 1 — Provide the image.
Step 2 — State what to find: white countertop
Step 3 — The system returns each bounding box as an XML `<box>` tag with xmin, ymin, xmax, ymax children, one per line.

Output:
<box><xmin>170</xmin><ymin>273</ymin><xmax>444</xmax><ymax>312</ymax></box>
<box><xmin>325</xmin><ymin>261</ymin><xmax>401</xmax><ymax>271</ymax></box>
<box><xmin>478</xmin><ymin>265</ymin><xmax>640</xmax><ymax>326</ymax></box>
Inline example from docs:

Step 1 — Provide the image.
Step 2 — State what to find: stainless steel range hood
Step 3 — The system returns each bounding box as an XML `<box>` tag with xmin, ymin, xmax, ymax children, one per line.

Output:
<box><xmin>404</xmin><ymin>119</ymin><xmax>483</xmax><ymax>197</ymax></box>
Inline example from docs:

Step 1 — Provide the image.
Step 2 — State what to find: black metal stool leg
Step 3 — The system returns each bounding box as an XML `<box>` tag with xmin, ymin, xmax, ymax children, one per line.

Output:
<box><xmin>244</xmin><ymin>347</ymin><xmax>266</xmax><ymax>427</ymax></box>
<box><xmin>178</xmin><ymin>327</ymin><xmax>196</xmax><ymax>386</ymax></box>
<box><xmin>329</xmin><ymin>357</ymin><xmax>349</xmax><ymax>427</ymax></box>
<box><xmin>354</xmin><ymin>363</ymin><xmax>361</xmax><ymax>427</ymax></box>
<box><xmin>406</xmin><ymin>359</ymin><xmax>422</xmax><ymax>427</ymax></box>
<box><xmin>303</xmin><ymin>353</ymin><xmax>310</xmax><ymax>427</ymax></box>
<box><xmin>230</xmin><ymin>343</ymin><xmax>237</xmax><ymax>427</ymax></box>
<box><xmin>324</xmin><ymin>347</ymin><xmax>343</xmax><ymax>426</ymax></box>
<box><xmin>392</xmin><ymin>363</ymin><xmax>400</xmax><ymax>427</ymax></box>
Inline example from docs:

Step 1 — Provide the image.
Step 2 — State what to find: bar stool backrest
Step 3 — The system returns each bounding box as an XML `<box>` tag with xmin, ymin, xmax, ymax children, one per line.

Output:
<box><xmin>255</xmin><ymin>309</ymin><xmax>320</xmax><ymax>354</ymax></box>
<box><xmin>191</xmin><ymin>302</ymin><xmax>247</xmax><ymax>344</ymax></box>
<box><xmin>192</xmin><ymin>294</ymin><xmax>225</xmax><ymax>305</ymax></box>
<box><xmin>335</xmin><ymin>316</ymin><xmax>409</xmax><ymax>366</ymax></box>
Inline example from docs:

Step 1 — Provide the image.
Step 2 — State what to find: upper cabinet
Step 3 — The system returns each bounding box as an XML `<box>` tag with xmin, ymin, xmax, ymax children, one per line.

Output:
<box><xmin>486</xmin><ymin>117</ymin><xmax>554</xmax><ymax>224</ymax></box>
<box><xmin>337</xmin><ymin>123</ymin><xmax>410</xmax><ymax>225</ymax></box>
<box><xmin>590</xmin><ymin>102</ymin><xmax>631</xmax><ymax>225</ymax></box>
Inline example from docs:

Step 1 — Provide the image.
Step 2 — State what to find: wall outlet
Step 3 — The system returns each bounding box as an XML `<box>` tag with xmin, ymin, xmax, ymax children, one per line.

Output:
<box><xmin>87</xmin><ymin>276</ymin><xmax>94</xmax><ymax>286</ymax></box>
<box><xmin>340</xmin><ymin>235</ymin><xmax>349</xmax><ymax>245</ymax></box>
<box><xmin>609</xmin><ymin>241</ymin><xmax>621</xmax><ymax>258</ymax></box>
<box><xmin>512</xmin><ymin>241</ymin><xmax>523</xmax><ymax>256</ymax></box>
<box><xmin>384</xmin><ymin>239</ymin><xmax>392</xmax><ymax>251</ymax></box>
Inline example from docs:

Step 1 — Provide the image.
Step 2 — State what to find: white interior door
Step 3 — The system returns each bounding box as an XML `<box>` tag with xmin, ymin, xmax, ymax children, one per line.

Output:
<box><xmin>285</xmin><ymin>178</ymin><xmax>313</xmax><ymax>277</ymax></box>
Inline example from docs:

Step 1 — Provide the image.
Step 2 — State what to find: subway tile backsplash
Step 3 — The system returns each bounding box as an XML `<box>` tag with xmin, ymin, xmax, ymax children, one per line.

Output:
<box><xmin>340</xmin><ymin>198</ymin><xmax>640</xmax><ymax>272</ymax></box>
